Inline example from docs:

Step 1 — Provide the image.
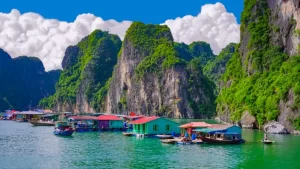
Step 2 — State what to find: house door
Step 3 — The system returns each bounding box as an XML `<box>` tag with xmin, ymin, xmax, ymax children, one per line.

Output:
<box><xmin>142</xmin><ymin>124</ymin><xmax>145</xmax><ymax>133</ymax></box>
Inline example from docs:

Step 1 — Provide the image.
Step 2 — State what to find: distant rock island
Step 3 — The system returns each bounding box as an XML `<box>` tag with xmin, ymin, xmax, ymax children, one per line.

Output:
<box><xmin>0</xmin><ymin>49</ymin><xmax>61</xmax><ymax>111</ymax></box>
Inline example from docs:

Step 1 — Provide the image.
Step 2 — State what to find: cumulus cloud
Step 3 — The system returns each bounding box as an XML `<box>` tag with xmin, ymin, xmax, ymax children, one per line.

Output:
<box><xmin>0</xmin><ymin>3</ymin><xmax>240</xmax><ymax>71</ymax></box>
<box><xmin>164</xmin><ymin>2</ymin><xmax>240</xmax><ymax>55</ymax></box>
<box><xmin>0</xmin><ymin>9</ymin><xmax>132</xmax><ymax>71</ymax></box>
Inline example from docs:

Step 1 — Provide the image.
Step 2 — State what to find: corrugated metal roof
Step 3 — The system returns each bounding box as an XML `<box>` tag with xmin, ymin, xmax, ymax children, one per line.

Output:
<box><xmin>15</xmin><ymin>111</ymin><xmax>43</xmax><ymax>115</ymax></box>
<box><xmin>97</xmin><ymin>115</ymin><xmax>122</xmax><ymax>121</ymax></box>
<box><xmin>130</xmin><ymin>116</ymin><xmax>160</xmax><ymax>124</ymax></box>
<box><xmin>180</xmin><ymin>122</ymin><xmax>212</xmax><ymax>128</ymax></box>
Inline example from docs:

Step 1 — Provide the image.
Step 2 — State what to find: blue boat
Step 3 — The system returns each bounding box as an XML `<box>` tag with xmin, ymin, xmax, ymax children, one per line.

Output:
<box><xmin>53</xmin><ymin>121</ymin><xmax>74</xmax><ymax>136</ymax></box>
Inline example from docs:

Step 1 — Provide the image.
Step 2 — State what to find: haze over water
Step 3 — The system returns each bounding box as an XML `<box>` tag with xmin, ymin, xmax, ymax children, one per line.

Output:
<box><xmin>0</xmin><ymin>120</ymin><xmax>299</xmax><ymax>169</ymax></box>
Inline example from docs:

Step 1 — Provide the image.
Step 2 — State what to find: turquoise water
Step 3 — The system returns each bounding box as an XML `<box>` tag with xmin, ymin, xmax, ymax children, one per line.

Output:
<box><xmin>1</xmin><ymin>120</ymin><xmax>300</xmax><ymax>169</ymax></box>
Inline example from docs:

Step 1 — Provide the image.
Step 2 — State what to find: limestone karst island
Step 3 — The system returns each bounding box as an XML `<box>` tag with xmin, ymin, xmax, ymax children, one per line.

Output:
<box><xmin>0</xmin><ymin>0</ymin><xmax>300</xmax><ymax>168</ymax></box>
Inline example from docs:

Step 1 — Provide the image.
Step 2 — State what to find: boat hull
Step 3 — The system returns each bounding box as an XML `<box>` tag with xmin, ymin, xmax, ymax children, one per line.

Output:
<box><xmin>200</xmin><ymin>136</ymin><xmax>245</xmax><ymax>144</ymax></box>
<box><xmin>156</xmin><ymin>135</ymin><xmax>174</xmax><ymax>139</ymax></box>
<box><xmin>30</xmin><ymin>121</ymin><xmax>55</xmax><ymax>126</ymax></box>
<box><xmin>122</xmin><ymin>132</ymin><xmax>133</xmax><ymax>136</ymax></box>
<box><xmin>53</xmin><ymin>129</ymin><xmax>74</xmax><ymax>136</ymax></box>
<box><xmin>261</xmin><ymin>140</ymin><xmax>273</xmax><ymax>144</ymax></box>
<box><xmin>177</xmin><ymin>141</ymin><xmax>193</xmax><ymax>145</ymax></box>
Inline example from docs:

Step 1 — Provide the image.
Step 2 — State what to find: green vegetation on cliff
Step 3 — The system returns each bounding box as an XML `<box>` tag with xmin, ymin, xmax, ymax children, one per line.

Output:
<box><xmin>126</xmin><ymin>22</ymin><xmax>182</xmax><ymax>79</ymax></box>
<box><xmin>174</xmin><ymin>41</ymin><xmax>215</xmax><ymax>64</ymax></box>
<box><xmin>203</xmin><ymin>43</ymin><xmax>236</xmax><ymax>89</ymax></box>
<box><xmin>188</xmin><ymin>58</ymin><xmax>216</xmax><ymax>118</ymax></box>
<box><xmin>217</xmin><ymin>0</ymin><xmax>300</xmax><ymax>128</ymax></box>
<box><xmin>39</xmin><ymin>30</ymin><xmax>121</xmax><ymax>111</ymax></box>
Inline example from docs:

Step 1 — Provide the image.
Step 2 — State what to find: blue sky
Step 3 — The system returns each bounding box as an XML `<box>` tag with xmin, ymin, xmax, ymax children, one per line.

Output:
<box><xmin>0</xmin><ymin>0</ymin><xmax>243</xmax><ymax>23</ymax></box>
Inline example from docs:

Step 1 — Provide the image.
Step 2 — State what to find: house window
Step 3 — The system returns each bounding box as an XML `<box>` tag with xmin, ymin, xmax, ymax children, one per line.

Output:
<box><xmin>153</xmin><ymin>124</ymin><xmax>158</xmax><ymax>131</ymax></box>
<box><xmin>166</xmin><ymin>124</ymin><xmax>170</xmax><ymax>131</ymax></box>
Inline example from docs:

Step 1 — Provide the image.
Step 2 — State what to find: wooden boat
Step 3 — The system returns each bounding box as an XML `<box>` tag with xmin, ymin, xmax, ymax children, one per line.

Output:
<box><xmin>156</xmin><ymin>134</ymin><xmax>173</xmax><ymax>139</ymax></box>
<box><xmin>53</xmin><ymin>128</ymin><xmax>74</xmax><ymax>136</ymax></box>
<box><xmin>261</xmin><ymin>139</ymin><xmax>274</xmax><ymax>144</ymax></box>
<box><xmin>122</xmin><ymin>132</ymin><xmax>133</xmax><ymax>136</ymax></box>
<box><xmin>200</xmin><ymin>136</ymin><xmax>245</xmax><ymax>144</ymax></box>
<box><xmin>177</xmin><ymin>141</ymin><xmax>193</xmax><ymax>145</ymax></box>
<box><xmin>53</xmin><ymin>121</ymin><xmax>74</xmax><ymax>136</ymax></box>
<box><xmin>161</xmin><ymin>139</ymin><xmax>177</xmax><ymax>144</ymax></box>
<box><xmin>30</xmin><ymin>120</ymin><xmax>55</xmax><ymax>126</ymax></box>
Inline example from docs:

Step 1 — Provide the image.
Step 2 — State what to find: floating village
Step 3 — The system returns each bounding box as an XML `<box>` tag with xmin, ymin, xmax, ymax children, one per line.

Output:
<box><xmin>0</xmin><ymin>109</ymin><xmax>266</xmax><ymax>145</ymax></box>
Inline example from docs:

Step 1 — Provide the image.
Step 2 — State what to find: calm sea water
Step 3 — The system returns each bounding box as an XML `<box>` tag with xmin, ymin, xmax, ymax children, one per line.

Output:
<box><xmin>0</xmin><ymin>120</ymin><xmax>300</xmax><ymax>169</ymax></box>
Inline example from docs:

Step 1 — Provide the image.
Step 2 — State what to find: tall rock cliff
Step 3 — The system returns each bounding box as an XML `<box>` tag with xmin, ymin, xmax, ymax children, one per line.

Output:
<box><xmin>104</xmin><ymin>22</ymin><xmax>215</xmax><ymax>118</ymax></box>
<box><xmin>217</xmin><ymin>0</ymin><xmax>300</xmax><ymax>133</ymax></box>
<box><xmin>39</xmin><ymin>30</ymin><xmax>121</xmax><ymax>113</ymax></box>
<box><xmin>0</xmin><ymin>49</ymin><xmax>61</xmax><ymax>111</ymax></box>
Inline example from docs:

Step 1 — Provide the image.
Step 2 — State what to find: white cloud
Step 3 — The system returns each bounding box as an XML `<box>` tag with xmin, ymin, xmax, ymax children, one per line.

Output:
<box><xmin>164</xmin><ymin>2</ymin><xmax>240</xmax><ymax>55</ymax></box>
<box><xmin>0</xmin><ymin>3</ymin><xmax>240</xmax><ymax>71</ymax></box>
<box><xmin>0</xmin><ymin>9</ymin><xmax>132</xmax><ymax>71</ymax></box>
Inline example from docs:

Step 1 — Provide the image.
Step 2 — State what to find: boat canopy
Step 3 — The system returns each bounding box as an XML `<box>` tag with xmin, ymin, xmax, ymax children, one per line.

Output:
<box><xmin>193</xmin><ymin>125</ymin><xmax>242</xmax><ymax>135</ymax></box>
<box><xmin>193</xmin><ymin>128</ymin><xmax>223</xmax><ymax>133</ymax></box>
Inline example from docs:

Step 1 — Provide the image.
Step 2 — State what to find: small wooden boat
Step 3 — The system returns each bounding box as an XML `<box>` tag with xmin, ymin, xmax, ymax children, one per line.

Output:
<box><xmin>30</xmin><ymin>120</ymin><xmax>55</xmax><ymax>126</ymax></box>
<box><xmin>156</xmin><ymin>134</ymin><xmax>173</xmax><ymax>139</ymax></box>
<box><xmin>53</xmin><ymin>121</ymin><xmax>74</xmax><ymax>136</ymax></box>
<box><xmin>53</xmin><ymin>128</ymin><xmax>74</xmax><ymax>136</ymax></box>
<box><xmin>161</xmin><ymin>139</ymin><xmax>177</xmax><ymax>144</ymax></box>
<box><xmin>177</xmin><ymin>141</ymin><xmax>193</xmax><ymax>145</ymax></box>
<box><xmin>261</xmin><ymin>139</ymin><xmax>274</xmax><ymax>144</ymax></box>
<box><xmin>122</xmin><ymin>132</ymin><xmax>133</xmax><ymax>136</ymax></box>
<box><xmin>200</xmin><ymin>136</ymin><xmax>245</xmax><ymax>144</ymax></box>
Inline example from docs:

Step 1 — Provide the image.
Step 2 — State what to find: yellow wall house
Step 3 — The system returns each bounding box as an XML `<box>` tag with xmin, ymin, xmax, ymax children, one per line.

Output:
<box><xmin>130</xmin><ymin>117</ymin><xmax>180</xmax><ymax>135</ymax></box>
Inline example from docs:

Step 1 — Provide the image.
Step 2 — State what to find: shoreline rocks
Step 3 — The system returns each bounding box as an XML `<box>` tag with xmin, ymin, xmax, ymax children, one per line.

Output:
<box><xmin>264</xmin><ymin>121</ymin><xmax>290</xmax><ymax>134</ymax></box>
<box><xmin>240</xmin><ymin>111</ymin><xmax>258</xmax><ymax>129</ymax></box>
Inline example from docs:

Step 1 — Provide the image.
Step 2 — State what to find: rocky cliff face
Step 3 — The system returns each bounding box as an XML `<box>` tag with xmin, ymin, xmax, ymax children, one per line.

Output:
<box><xmin>0</xmin><ymin>49</ymin><xmax>61</xmax><ymax>111</ymax></box>
<box><xmin>105</xmin><ymin>22</ymin><xmax>216</xmax><ymax>118</ymax></box>
<box><xmin>217</xmin><ymin>0</ymin><xmax>300</xmax><ymax>133</ymax></box>
<box><xmin>40</xmin><ymin>30</ymin><xmax>121</xmax><ymax>113</ymax></box>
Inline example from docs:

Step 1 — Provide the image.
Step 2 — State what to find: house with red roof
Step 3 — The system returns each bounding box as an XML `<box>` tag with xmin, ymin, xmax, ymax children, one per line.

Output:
<box><xmin>180</xmin><ymin>122</ymin><xmax>212</xmax><ymax>135</ymax></box>
<box><xmin>97</xmin><ymin>115</ymin><xmax>124</xmax><ymax>130</ymax></box>
<box><xmin>129</xmin><ymin>117</ymin><xmax>180</xmax><ymax>135</ymax></box>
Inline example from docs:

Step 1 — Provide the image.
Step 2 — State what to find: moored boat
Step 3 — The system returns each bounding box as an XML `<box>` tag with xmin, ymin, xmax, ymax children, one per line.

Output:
<box><xmin>199</xmin><ymin>136</ymin><xmax>244</xmax><ymax>144</ymax></box>
<box><xmin>261</xmin><ymin>139</ymin><xmax>274</xmax><ymax>144</ymax></box>
<box><xmin>194</xmin><ymin>125</ymin><xmax>245</xmax><ymax>144</ymax></box>
<box><xmin>30</xmin><ymin>120</ymin><xmax>55</xmax><ymax>126</ymax></box>
<box><xmin>161</xmin><ymin>139</ymin><xmax>177</xmax><ymax>144</ymax></box>
<box><xmin>122</xmin><ymin>132</ymin><xmax>133</xmax><ymax>136</ymax></box>
<box><xmin>156</xmin><ymin>134</ymin><xmax>173</xmax><ymax>139</ymax></box>
<box><xmin>177</xmin><ymin>141</ymin><xmax>193</xmax><ymax>145</ymax></box>
<box><xmin>53</xmin><ymin>121</ymin><xmax>74</xmax><ymax>136</ymax></box>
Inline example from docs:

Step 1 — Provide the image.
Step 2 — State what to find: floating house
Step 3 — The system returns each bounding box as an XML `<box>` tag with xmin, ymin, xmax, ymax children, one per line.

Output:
<box><xmin>97</xmin><ymin>115</ymin><xmax>124</xmax><ymax>131</ymax></box>
<box><xmin>130</xmin><ymin>117</ymin><xmax>180</xmax><ymax>135</ymax></box>
<box><xmin>15</xmin><ymin>111</ymin><xmax>43</xmax><ymax>122</ymax></box>
<box><xmin>68</xmin><ymin>116</ymin><xmax>98</xmax><ymax>132</ymax></box>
